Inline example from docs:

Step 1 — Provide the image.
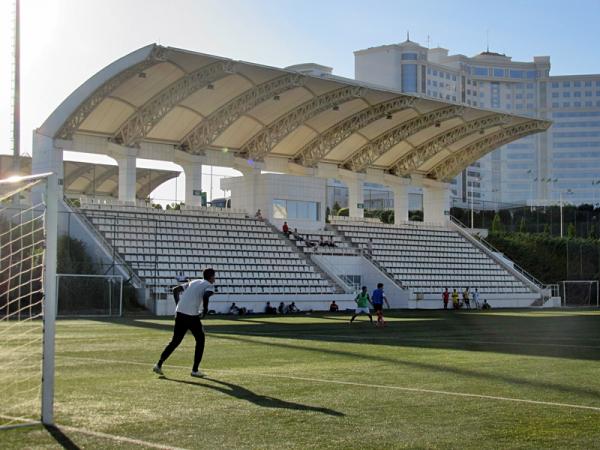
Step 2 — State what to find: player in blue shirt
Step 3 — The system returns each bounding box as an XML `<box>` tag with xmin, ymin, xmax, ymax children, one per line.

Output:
<box><xmin>371</xmin><ymin>283</ymin><xmax>390</xmax><ymax>327</ymax></box>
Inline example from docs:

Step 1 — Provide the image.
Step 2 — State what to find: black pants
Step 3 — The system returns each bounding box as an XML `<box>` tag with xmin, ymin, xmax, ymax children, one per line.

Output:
<box><xmin>159</xmin><ymin>312</ymin><xmax>205</xmax><ymax>371</ymax></box>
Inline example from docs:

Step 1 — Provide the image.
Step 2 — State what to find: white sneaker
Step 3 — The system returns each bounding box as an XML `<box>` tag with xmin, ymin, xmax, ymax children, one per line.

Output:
<box><xmin>190</xmin><ymin>370</ymin><xmax>205</xmax><ymax>378</ymax></box>
<box><xmin>153</xmin><ymin>364</ymin><xmax>163</xmax><ymax>375</ymax></box>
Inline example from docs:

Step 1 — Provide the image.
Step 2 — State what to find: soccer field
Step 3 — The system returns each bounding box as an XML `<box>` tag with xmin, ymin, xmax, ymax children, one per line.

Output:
<box><xmin>3</xmin><ymin>310</ymin><xmax>600</xmax><ymax>449</ymax></box>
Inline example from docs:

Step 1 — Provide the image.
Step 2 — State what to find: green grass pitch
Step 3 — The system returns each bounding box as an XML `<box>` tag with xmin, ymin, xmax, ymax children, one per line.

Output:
<box><xmin>3</xmin><ymin>309</ymin><xmax>600</xmax><ymax>449</ymax></box>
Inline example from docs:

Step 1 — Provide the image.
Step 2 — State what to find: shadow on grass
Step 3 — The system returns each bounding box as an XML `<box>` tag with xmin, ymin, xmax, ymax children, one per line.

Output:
<box><xmin>160</xmin><ymin>376</ymin><xmax>345</xmax><ymax>417</ymax></box>
<box><xmin>44</xmin><ymin>424</ymin><xmax>81</xmax><ymax>450</ymax></box>
<box><xmin>90</xmin><ymin>311</ymin><xmax>600</xmax><ymax>401</ymax></box>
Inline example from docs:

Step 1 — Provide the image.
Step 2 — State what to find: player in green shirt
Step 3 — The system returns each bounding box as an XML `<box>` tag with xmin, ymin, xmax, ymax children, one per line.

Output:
<box><xmin>350</xmin><ymin>286</ymin><xmax>373</xmax><ymax>323</ymax></box>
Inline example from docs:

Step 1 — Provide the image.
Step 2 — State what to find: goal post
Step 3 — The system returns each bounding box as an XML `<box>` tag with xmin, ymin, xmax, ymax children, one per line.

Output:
<box><xmin>560</xmin><ymin>280</ymin><xmax>600</xmax><ymax>307</ymax></box>
<box><xmin>0</xmin><ymin>173</ymin><xmax>58</xmax><ymax>429</ymax></box>
<box><xmin>56</xmin><ymin>274</ymin><xmax>123</xmax><ymax>317</ymax></box>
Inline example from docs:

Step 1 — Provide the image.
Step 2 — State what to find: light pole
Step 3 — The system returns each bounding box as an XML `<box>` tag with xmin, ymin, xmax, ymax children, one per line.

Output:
<box><xmin>470</xmin><ymin>176</ymin><xmax>480</xmax><ymax>229</ymax></box>
<box><xmin>560</xmin><ymin>188</ymin><xmax>573</xmax><ymax>238</ymax></box>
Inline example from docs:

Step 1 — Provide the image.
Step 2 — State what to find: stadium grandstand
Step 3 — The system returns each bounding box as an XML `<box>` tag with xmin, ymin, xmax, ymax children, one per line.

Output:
<box><xmin>24</xmin><ymin>44</ymin><xmax>560</xmax><ymax>313</ymax></box>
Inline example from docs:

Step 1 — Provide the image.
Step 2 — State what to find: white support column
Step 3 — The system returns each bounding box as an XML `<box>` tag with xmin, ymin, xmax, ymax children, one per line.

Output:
<box><xmin>392</xmin><ymin>184</ymin><xmax>409</xmax><ymax>224</ymax></box>
<box><xmin>184</xmin><ymin>162</ymin><xmax>203</xmax><ymax>206</ymax></box>
<box><xmin>422</xmin><ymin>182</ymin><xmax>451</xmax><ymax>225</ymax></box>
<box><xmin>343</xmin><ymin>175</ymin><xmax>365</xmax><ymax>218</ymax></box>
<box><xmin>32</xmin><ymin>131</ymin><xmax>64</xmax><ymax>197</ymax></box>
<box><xmin>115</xmin><ymin>149</ymin><xmax>137</xmax><ymax>204</ymax></box>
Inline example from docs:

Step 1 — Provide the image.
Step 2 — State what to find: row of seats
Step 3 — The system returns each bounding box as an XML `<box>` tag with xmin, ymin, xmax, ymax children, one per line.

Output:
<box><xmin>332</xmin><ymin>220</ymin><xmax>534</xmax><ymax>295</ymax></box>
<box><xmin>80</xmin><ymin>204</ymin><xmax>341</xmax><ymax>297</ymax></box>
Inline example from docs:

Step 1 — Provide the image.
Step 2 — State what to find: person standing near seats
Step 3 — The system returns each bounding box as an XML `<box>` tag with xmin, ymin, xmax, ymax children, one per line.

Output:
<box><xmin>463</xmin><ymin>287</ymin><xmax>471</xmax><ymax>310</ymax></box>
<box><xmin>451</xmin><ymin>288</ymin><xmax>460</xmax><ymax>309</ymax></box>
<box><xmin>153</xmin><ymin>268</ymin><xmax>216</xmax><ymax>378</ymax></box>
<box><xmin>367</xmin><ymin>238</ymin><xmax>374</xmax><ymax>256</ymax></box>
<box><xmin>371</xmin><ymin>283</ymin><xmax>390</xmax><ymax>327</ymax></box>
<box><xmin>442</xmin><ymin>288</ymin><xmax>450</xmax><ymax>310</ymax></box>
<box><xmin>350</xmin><ymin>286</ymin><xmax>373</xmax><ymax>324</ymax></box>
<box><xmin>473</xmin><ymin>288</ymin><xmax>481</xmax><ymax>309</ymax></box>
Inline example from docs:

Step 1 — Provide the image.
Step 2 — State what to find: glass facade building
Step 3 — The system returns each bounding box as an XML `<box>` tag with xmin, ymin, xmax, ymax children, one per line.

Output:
<box><xmin>354</xmin><ymin>39</ymin><xmax>600</xmax><ymax>207</ymax></box>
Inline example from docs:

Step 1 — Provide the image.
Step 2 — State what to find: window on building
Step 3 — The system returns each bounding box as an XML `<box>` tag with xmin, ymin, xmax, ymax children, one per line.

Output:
<box><xmin>585</xmin><ymin>91</ymin><xmax>592</xmax><ymax>97</ymax></box>
<box><xmin>552</xmin><ymin>102</ymin><xmax>559</xmax><ymax>108</ymax></box>
<box><xmin>563</xmin><ymin>81</ymin><xmax>571</xmax><ymax>87</ymax></box>
<box><xmin>552</xmin><ymin>92</ymin><xmax>559</xmax><ymax>98</ymax></box>
<box><xmin>527</xmin><ymin>83</ymin><xmax>534</xmax><ymax>89</ymax></box>
<box><xmin>273</xmin><ymin>199</ymin><xmax>320</xmax><ymax>221</ymax></box>
<box><xmin>427</xmin><ymin>67</ymin><xmax>431</xmax><ymax>75</ymax></box>
<box><xmin>493</xmin><ymin>68</ymin><xmax>504</xmax><ymax>77</ymax></box>
<box><xmin>574</xmin><ymin>101</ymin><xmax>582</xmax><ymax>107</ymax></box>
<box><xmin>574</xmin><ymin>81</ymin><xmax>581</xmax><ymax>87</ymax></box>
<box><xmin>510</xmin><ymin>70</ymin><xmax>524</xmax><ymax>78</ymax></box>
<box><xmin>433</xmin><ymin>70</ymin><xmax>438</xmax><ymax>76</ymax></box>
<box><xmin>563</xmin><ymin>92</ymin><xmax>571</xmax><ymax>97</ymax></box>
<box><xmin>473</xmin><ymin>67</ymin><xmax>488</xmax><ymax>76</ymax></box>
<box><xmin>401</xmin><ymin>64</ymin><xmax>418</xmax><ymax>92</ymax></box>
<box><xmin>551</xmin><ymin>82</ymin><xmax>559</xmax><ymax>88</ymax></box>
<box><xmin>586</xmin><ymin>101</ymin><xmax>593</xmax><ymax>107</ymax></box>
<box><xmin>563</xmin><ymin>102</ymin><xmax>571</xmax><ymax>107</ymax></box>
<box><xmin>526</xmin><ymin>71</ymin><xmax>536</xmax><ymax>79</ymax></box>
<box><xmin>527</xmin><ymin>93</ymin><xmax>534</xmax><ymax>99</ymax></box>
<box><xmin>585</xmin><ymin>81</ymin><xmax>592</xmax><ymax>87</ymax></box>
<box><xmin>401</xmin><ymin>53</ymin><xmax>418</xmax><ymax>60</ymax></box>
<box><xmin>452</xmin><ymin>75</ymin><xmax>457</xmax><ymax>81</ymax></box>
<box><xmin>574</xmin><ymin>92</ymin><xmax>581</xmax><ymax>97</ymax></box>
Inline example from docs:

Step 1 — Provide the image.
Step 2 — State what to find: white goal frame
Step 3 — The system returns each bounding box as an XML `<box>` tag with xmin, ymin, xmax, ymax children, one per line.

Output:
<box><xmin>0</xmin><ymin>173</ymin><xmax>58</xmax><ymax>428</ymax></box>
<box><xmin>560</xmin><ymin>280</ymin><xmax>600</xmax><ymax>307</ymax></box>
<box><xmin>56</xmin><ymin>273</ymin><xmax>123</xmax><ymax>317</ymax></box>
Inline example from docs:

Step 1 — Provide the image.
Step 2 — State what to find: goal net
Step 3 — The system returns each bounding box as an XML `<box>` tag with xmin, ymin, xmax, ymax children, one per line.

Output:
<box><xmin>57</xmin><ymin>274</ymin><xmax>123</xmax><ymax>317</ymax></box>
<box><xmin>0</xmin><ymin>173</ymin><xmax>57</xmax><ymax>429</ymax></box>
<box><xmin>561</xmin><ymin>280</ymin><xmax>600</xmax><ymax>307</ymax></box>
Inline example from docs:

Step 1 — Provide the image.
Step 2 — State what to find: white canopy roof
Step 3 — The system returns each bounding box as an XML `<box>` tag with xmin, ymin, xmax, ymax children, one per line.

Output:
<box><xmin>40</xmin><ymin>44</ymin><xmax>550</xmax><ymax>182</ymax></box>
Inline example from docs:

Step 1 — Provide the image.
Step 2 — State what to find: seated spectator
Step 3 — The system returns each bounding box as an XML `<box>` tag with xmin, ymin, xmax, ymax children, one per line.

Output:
<box><xmin>319</xmin><ymin>236</ymin><xmax>327</xmax><ymax>247</ymax></box>
<box><xmin>481</xmin><ymin>299</ymin><xmax>491</xmax><ymax>310</ymax></box>
<box><xmin>278</xmin><ymin>302</ymin><xmax>286</xmax><ymax>314</ymax></box>
<box><xmin>292</xmin><ymin>228</ymin><xmax>302</xmax><ymax>240</ymax></box>
<box><xmin>255</xmin><ymin>209</ymin><xmax>263</xmax><ymax>221</ymax></box>
<box><xmin>287</xmin><ymin>302</ymin><xmax>299</xmax><ymax>313</ymax></box>
<box><xmin>329</xmin><ymin>301</ymin><xmax>339</xmax><ymax>312</ymax></box>
<box><xmin>282</xmin><ymin>221</ymin><xmax>290</xmax><ymax>237</ymax></box>
<box><xmin>328</xmin><ymin>237</ymin><xmax>336</xmax><ymax>247</ymax></box>
<box><xmin>265</xmin><ymin>301</ymin><xmax>277</xmax><ymax>314</ymax></box>
<box><xmin>229</xmin><ymin>303</ymin><xmax>240</xmax><ymax>315</ymax></box>
<box><xmin>175</xmin><ymin>272</ymin><xmax>188</xmax><ymax>283</ymax></box>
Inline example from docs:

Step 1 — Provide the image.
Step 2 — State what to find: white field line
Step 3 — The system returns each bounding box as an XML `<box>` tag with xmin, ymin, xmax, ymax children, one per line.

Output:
<box><xmin>58</xmin><ymin>425</ymin><xmax>188</xmax><ymax>450</ymax></box>
<box><xmin>0</xmin><ymin>413</ymin><xmax>187</xmax><ymax>450</ymax></box>
<box><xmin>61</xmin><ymin>355</ymin><xmax>600</xmax><ymax>413</ymax></box>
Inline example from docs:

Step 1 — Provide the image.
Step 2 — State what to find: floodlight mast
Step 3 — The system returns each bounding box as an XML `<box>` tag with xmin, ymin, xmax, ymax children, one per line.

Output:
<box><xmin>12</xmin><ymin>0</ymin><xmax>20</xmax><ymax>176</ymax></box>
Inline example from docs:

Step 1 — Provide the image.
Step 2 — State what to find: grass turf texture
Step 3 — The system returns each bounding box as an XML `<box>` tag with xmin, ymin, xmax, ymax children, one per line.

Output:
<box><xmin>3</xmin><ymin>310</ymin><xmax>600</xmax><ymax>449</ymax></box>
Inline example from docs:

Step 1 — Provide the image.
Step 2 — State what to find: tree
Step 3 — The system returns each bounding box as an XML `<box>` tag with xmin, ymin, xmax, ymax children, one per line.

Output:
<box><xmin>543</xmin><ymin>223</ymin><xmax>550</xmax><ymax>235</ymax></box>
<box><xmin>518</xmin><ymin>217</ymin><xmax>527</xmax><ymax>233</ymax></box>
<box><xmin>589</xmin><ymin>224</ymin><xmax>598</xmax><ymax>240</ymax></box>
<box><xmin>567</xmin><ymin>223</ymin><xmax>576</xmax><ymax>239</ymax></box>
<box><xmin>491</xmin><ymin>213</ymin><xmax>504</xmax><ymax>234</ymax></box>
<box><xmin>332</xmin><ymin>201</ymin><xmax>341</xmax><ymax>216</ymax></box>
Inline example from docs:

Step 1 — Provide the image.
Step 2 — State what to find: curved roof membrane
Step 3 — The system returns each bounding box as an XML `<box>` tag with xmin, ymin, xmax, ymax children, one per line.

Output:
<box><xmin>40</xmin><ymin>44</ymin><xmax>550</xmax><ymax>182</ymax></box>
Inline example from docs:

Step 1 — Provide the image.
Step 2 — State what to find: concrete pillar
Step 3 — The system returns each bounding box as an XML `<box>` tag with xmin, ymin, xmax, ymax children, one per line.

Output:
<box><xmin>392</xmin><ymin>184</ymin><xmax>409</xmax><ymax>224</ymax></box>
<box><xmin>184</xmin><ymin>162</ymin><xmax>203</xmax><ymax>206</ymax></box>
<box><xmin>345</xmin><ymin>176</ymin><xmax>364</xmax><ymax>218</ymax></box>
<box><xmin>116</xmin><ymin>150</ymin><xmax>136</xmax><ymax>203</ymax></box>
<box><xmin>422</xmin><ymin>184</ymin><xmax>451</xmax><ymax>225</ymax></box>
<box><xmin>32</xmin><ymin>131</ymin><xmax>64</xmax><ymax>196</ymax></box>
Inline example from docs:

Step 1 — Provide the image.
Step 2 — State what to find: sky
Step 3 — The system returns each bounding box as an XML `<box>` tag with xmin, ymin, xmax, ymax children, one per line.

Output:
<box><xmin>1</xmin><ymin>0</ymin><xmax>600</xmax><ymax>202</ymax></box>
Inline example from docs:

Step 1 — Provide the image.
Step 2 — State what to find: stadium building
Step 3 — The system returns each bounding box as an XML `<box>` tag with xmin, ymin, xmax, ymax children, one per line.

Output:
<box><xmin>355</xmin><ymin>37</ymin><xmax>600</xmax><ymax>207</ymax></box>
<box><xmin>27</xmin><ymin>44</ymin><xmax>559</xmax><ymax>314</ymax></box>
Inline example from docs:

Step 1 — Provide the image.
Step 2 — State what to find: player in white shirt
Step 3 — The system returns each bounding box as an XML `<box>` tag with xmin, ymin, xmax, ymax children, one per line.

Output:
<box><xmin>153</xmin><ymin>268</ymin><xmax>215</xmax><ymax>378</ymax></box>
